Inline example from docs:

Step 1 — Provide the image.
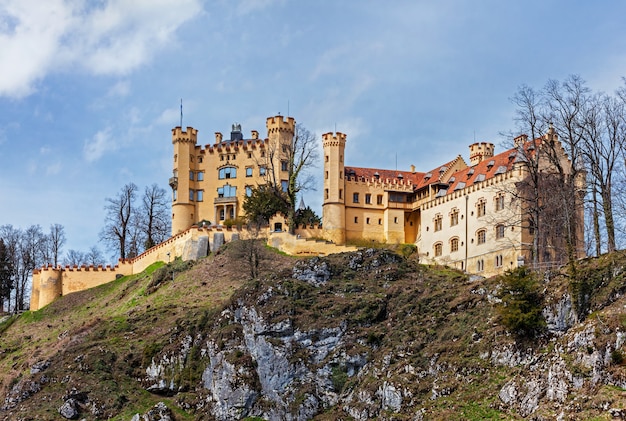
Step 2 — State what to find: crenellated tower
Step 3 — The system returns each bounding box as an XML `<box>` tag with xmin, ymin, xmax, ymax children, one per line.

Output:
<box><xmin>322</xmin><ymin>131</ymin><xmax>347</xmax><ymax>244</ymax></box>
<box><xmin>171</xmin><ymin>126</ymin><xmax>198</xmax><ymax>235</ymax></box>
<box><xmin>266</xmin><ymin>116</ymin><xmax>296</xmax><ymax>187</ymax></box>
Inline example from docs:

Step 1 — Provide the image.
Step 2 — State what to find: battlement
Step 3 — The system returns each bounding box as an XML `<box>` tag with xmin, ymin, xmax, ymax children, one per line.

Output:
<box><xmin>172</xmin><ymin>126</ymin><xmax>198</xmax><ymax>144</ymax></box>
<box><xmin>346</xmin><ymin>173</ymin><xmax>414</xmax><ymax>192</ymax></box>
<box><xmin>322</xmin><ymin>132</ymin><xmax>347</xmax><ymax>146</ymax></box>
<box><xmin>469</xmin><ymin>142</ymin><xmax>495</xmax><ymax>166</ymax></box>
<box><xmin>266</xmin><ymin>115</ymin><xmax>295</xmax><ymax>134</ymax></box>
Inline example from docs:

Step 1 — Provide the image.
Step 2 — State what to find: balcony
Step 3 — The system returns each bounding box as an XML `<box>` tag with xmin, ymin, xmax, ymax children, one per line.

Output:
<box><xmin>214</xmin><ymin>196</ymin><xmax>237</xmax><ymax>204</ymax></box>
<box><xmin>169</xmin><ymin>177</ymin><xmax>178</xmax><ymax>189</ymax></box>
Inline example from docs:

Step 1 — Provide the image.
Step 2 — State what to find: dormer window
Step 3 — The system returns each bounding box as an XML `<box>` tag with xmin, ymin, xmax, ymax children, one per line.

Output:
<box><xmin>374</xmin><ymin>171</ymin><xmax>380</xmax><ymax>179</ymax></box>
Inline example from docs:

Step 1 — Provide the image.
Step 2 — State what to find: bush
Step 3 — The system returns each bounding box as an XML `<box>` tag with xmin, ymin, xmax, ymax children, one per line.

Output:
<box><xmin>398</xmin><ymin>243</ymin><xmax>418</xmax><ymax>258</ymax></box>
<box><xmin>497</xmin><ymin>266</ymin><xmax>545</xmax><ymax>338</ymax></box>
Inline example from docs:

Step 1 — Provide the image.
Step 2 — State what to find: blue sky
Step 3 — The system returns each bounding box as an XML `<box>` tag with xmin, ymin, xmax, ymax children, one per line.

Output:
<box><xmin>1</xmin><ymin>0</ymin><xmax>626</xmax><ymax>259</ymax></box>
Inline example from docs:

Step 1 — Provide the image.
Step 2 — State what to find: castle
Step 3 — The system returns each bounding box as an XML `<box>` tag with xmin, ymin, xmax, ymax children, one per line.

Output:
<box><xmin>171</xmin><ymin>115</ymin><xmax>585</xmax><ymax>276</ymax></box>
<box><xmin>30</xmin><ymin>114</ymin><xmax>585</xmax><ymax>311</ymax></box>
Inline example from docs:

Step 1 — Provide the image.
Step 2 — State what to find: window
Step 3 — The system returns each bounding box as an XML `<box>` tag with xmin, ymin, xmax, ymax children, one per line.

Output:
<box><xmin>394</xmin><ymin>217</ymin><xmax>398</xmax><ymax>224</ymax></box>
<box><xmin>281</xmin><ymin>180</ymin><xmax>288</xmax><ymax>191</ymax></box>
<box><xmin>230</xmin><ymin>208</ymin><xmax>235</xmax><ymax>219</ymax></box>
<box><xmin>197</xmin><ymin>171</ymin><xmax>204</xmax><ymax>181</ymax></box>
<box><xmin>528</xmin><ymin>218</ymin><xmax>535</xmax><ymax>235</ymax></box>
<box><xmin>354</xmin><ymin>216</ymin><xmax>358</xmax><ymax>223</ymax></box>
<box><xmin>377</xmin><ymin>195</ymin><xmax>383</xmax><ymax>205</ymax></box>
<box><xmin>378</xmin><ymin>218</ymin><xmax>382</xmax><ymax>225</ymax></box>
<box><xmin>218</xmin><ymin>167</ymin><xmax>237</xmax><ymax>179</ymax></box>
<box><xmin>189</xmin><ymin>171</ymin><xmax>194</xmax><ymax>180</ymax></box>
<box><xmin>496</xmin><ymin>224</ymin><xmax>505</xmax><ymax>239</ymax></box>
<box><xmin>245</xmin><ymin>186</ymin><xmax>252</xmax><ymax>197</ymax></box>
<box><xmin>198</xmin><ymin>156</ymin><xmax>203</xmax><ymax>163</ymax></box>
<box><xmin>173</xmin><ymin>189</ymin><xmax>177</xmax><ymax>201</ymax></box>
<box><xmin>219</xmin><ymin>209</ymin><xmax>225</xmax><ymax>220</ymax></box>
<box><xmin>495</xmin><ymin>194</ymin><xmax>505</xmax><ymax>211</ymax></box>
<box><xmin>259</xmin><ymin>166</ymin><xmax>266</xmax><ymax>176</ymax></box>
<box><xmin>451</xmin><ymin>238</ymin><xmax>459</xmax><ymax>252</ymax></box>
<box><xmin>366</xmin><ymin>217</ymin><xmax>370</xmax><ymax>224</ymax></box>
<box><xmin>477</xmin><ymin>229</ymin><xmax>486</xmax><ymax>245</ymax></box>
<box><xmin>248</xmin><ymin>152</ymin><xmax>252</xmax><ymax>159</ymax></box>
<box><xmin>325</xmin><ymin>171</ymin><xmax>329</xmax><ymax>179</ymax></box>
<box><xmin>282</xmin><ymin>145</ymin><xmax>287</xmax><ymax>153</ymax></box>
<box><xmin>495</xmin><ymin>255</ymin><xmax>503</xmax><ymax>268</ymax></box>
<box><xmin>365</xmin><ymin>194</ymin><xmax>371</xmax><ymax>204</ymax></box>
<box><xmin>434</xmin><ymin>242</ymin><xmax>443</xmax><ymax>257</ymax></box>
<box><xmin>477</xmin><ymin>199</ymin><xmax>486</xmax><ymax>217</ymax></box>
<box><xmin>196</xmin><ymin>190</ymin><xmax>203</xmax><ymax>201</ymax></box>
<box><xmin>340</xmin><ymin>171</ymin><xmax>343</xmax><ymax>179</ymax></box>
<box><xmin>246</xmin><ymin>167</ymin><xmax>253</xmax><ymax>177</ymax></box>
<box><xmin>434</xmin><ymin>214</ymin><xmax>442</xmax><ymax>232</ymax></box>
<box><xmin>281</xmin><ymin>160</ymin><xmax>288</xmax><ymax>171</ymax></box>
<box><xmin>261</xmin><ymin>151</ymin><xmax>265</xmax><ymax>158</ymax></box>
<box><xmin>217</xmin><ymin>184</ymin><xmax>237</xmax><ymax>197</ymax></box>
<box><xmin>353</xmin><ymin>193</ymin><xmax>359</xmax><ymax>203</ymax></box>
<box><xmin>339</xmin><ymin>189</ymin><xmax>343</xmax><ymax>199</ymax></box>
<box><xmin>220</xmin><ymin>155</ymin><xmax>224</xmax><ymax>161</ymax></box>
<box><xmin>189</xmin><ymin>189</ymin><xmax>194</xmax><ymax>201</ymax></box>
<box><xmin>325</xmin><ymin>189</ymin><xmax>329</xmax><ymax>199</ymax></box>
<box><xmin>450</xmin><ymin>209</ymin><xmax>459</xmax><ymax>226</ymax></box>
<box><xmin>477</xmin><ymin>259</ymin><xmax>484</xmax><ymax>272</ymax></box>
<box><xmin>325</xmin><ymin>155</ymin><xmax>329</xmax><ymax>162</ymax></box>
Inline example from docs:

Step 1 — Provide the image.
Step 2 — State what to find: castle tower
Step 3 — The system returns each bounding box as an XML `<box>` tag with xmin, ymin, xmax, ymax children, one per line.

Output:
<box><xmin>322</xmin><ymin>132</ymin><xmax>347</xmax><ymax>244</ymax></box>
<box><xmin>265</xmin><ymin>116</ymin><xmax>296</xmax><ymax>189</ymax></box>
<box><xmin>469</xmin><ymin>142</ymin><xmax>495</xmax><ymax>166</ymax></box>
<box><xmin>171</xmin><ymin>126</ymin><xmax>198</xmax><ymax>235</ymax></box>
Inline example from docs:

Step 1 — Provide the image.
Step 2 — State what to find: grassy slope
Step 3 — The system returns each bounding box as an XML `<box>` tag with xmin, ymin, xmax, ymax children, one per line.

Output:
<box><xmin>1</xmin><ymin>246</ymin><xmax>625</xmax><ymax>420</ymax></box>
<box><xmin>0</xmin><ymin>253</ymin><xmax>245</xmax><ymax>420</ymax></box>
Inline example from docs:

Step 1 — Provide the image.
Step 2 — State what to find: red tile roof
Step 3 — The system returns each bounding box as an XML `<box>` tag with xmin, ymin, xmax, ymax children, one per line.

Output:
<box><xmin>344</xmin><ymin>140</ymin><xmax>536</xmax><ymax>196</ymax></box>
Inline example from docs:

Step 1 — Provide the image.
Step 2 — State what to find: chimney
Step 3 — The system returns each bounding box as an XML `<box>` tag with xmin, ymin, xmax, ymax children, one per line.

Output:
<box><xmin>251</xmin><ymin>130</ymin><xmax>259</xmax><ymax>140</ymax></box>
<box><xmin>410</xmin><ymin>164</ymin><xmax>415</xmax><ymax>173</ymax></box>
<box><xmin>215</xmin><ymin>132</ymin><xmax>223</xmax><ymax>143</ymax></box>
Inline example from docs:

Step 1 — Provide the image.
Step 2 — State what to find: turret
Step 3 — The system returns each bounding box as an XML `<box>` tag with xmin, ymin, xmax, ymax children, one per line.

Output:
<box><xmin>171</xmin><ymin>126</ymin><xmax>199</xmax><ymax>234</ymax></box>
<box><xmin>322</xmin><ymin>132</ymin><xmax>347</xmax><ymax>244</ymax></box>
<box><xmin>469</xmin><ymin>142</ymin><xmax>495</xmax><ymax>166</ymax></box>
<box><xmin>266</xmin><ymin>115</ymin><xmax>296</xmax><ymax>187</ymax></box>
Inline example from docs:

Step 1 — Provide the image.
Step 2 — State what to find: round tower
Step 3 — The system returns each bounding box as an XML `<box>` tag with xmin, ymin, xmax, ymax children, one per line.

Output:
<box><xmin>171</xmin><ymin>126</ymin><xmax>198</xmax><ymax>234</ymax></box>
<box><xmin>322</xmin><ymin>132</ymin><xmax>347</xmax><ymax>244</ymax></box>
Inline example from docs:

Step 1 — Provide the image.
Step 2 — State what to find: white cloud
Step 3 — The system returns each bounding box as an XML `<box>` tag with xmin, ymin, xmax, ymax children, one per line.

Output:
<box><xmin>84</xmin><ymin>128</ymin><xmax>116</xmax><ymax>162</ymax></box>
<box><xmin>0</xmin><ymin>0</ymin><xmax>203</xmax><ymax>98</ymax></box>
<box><xmin>236</xmin><ymin>0</ymin><xmax>285</xmax><ymax>15</ymax></box>
<box><xmin>155</xmin><ymin>106</ymin><xmax>183</xmax><ymax>127</ymax></box>
<box><xmin>107</xmin><ymin>80</ymin><xmax>130</xmax><ymax>97</ymax></box>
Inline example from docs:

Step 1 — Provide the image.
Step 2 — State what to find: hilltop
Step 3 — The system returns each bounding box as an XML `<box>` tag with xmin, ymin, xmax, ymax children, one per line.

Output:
<box><xmin>1</xmin><ymin>243</ymin><xmax>625</xmax><ymax>420</ymax></box>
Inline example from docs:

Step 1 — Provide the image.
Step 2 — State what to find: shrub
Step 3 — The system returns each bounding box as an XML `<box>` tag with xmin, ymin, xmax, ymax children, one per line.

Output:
<box><xmin>497</xmin><ymin>266</ymin><xmax>546</xmax><ymax>338</ymax></box>
<box><xmin>398</xmin><ymin>243</ymin><xmax>418</xmax><ymax>258</ymax></box>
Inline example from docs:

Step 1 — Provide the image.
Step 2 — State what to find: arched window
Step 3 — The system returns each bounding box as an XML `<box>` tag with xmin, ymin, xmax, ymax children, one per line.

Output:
<box><xmin>496</xmin><ymin>224</ymin><xmax>505</xmax><ymax>239</ymax></box>
<box><xmin>434</xmin><ymin>242</ymin><xmax>443</xmax><ymax>257</ymax></box>
<box><xmin>477</xmin><ymin>229</ymin><xmax>486</xmax><ymax>245</ymax></box>
<box><xmin>477</xmin><ymin>259</ymin><xmax>484</xmax><ymax>272</ymax></box>
<box><xmin>450</xmin><ymin>237</ymin><xmax>459</xmax><ymax>252</ymax></box>
<box><xmin>218</xmin><ymin>167</ymin><xmax>237</xmax><ymax>179</ymax></box>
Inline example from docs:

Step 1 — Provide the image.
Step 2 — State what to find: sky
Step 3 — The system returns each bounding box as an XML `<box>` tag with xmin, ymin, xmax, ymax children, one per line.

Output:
<box><xmin>1</xmin><ymin>0</ymin><xmax>626</xmax><ymax>261</ymax></box>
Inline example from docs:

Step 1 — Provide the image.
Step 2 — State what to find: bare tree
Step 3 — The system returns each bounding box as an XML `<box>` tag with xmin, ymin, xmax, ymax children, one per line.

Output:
<box><xmin>85</xmin><ymin>246</ymin><xmax>105</xmax><ymax>266</ymax></box>
<box><xmin>64</xmin><ymin>249</ymin><xmax>87</xmax><ymax>267</ymax></box>
<box><xmin>48</xmin><ymin>223</ymin><xmax>66</xmax><ymax>267</ymax></box>
<box><xmin>140</xmin><ymin>184</ymin><xmax>171</xmax><ymax>249</ymax></box>
<box><xmin>543</xmin><ymin>75</ymin><xmax>589</xmax><ymax>264</ymax></box>
<box><xmin>0</xmin><ymin>238</ymin><xmax>14</xmax><ymax>313</ymax></box>
<box><xmin>100</xmin><ymin>183</ymin><xmax>138</xmax><ymax>260</ymax></box>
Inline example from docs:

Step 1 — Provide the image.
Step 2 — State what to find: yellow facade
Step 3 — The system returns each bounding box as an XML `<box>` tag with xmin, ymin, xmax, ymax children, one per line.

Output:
<box><xmin>321</xmin><ymin>128</ymin><xmax>585</xmax><ymax>278</ymax></box>
<box><xmin>170</xmin><ymin>116</ymin><xmax>294</xmax><ymax>235</ymax></box>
